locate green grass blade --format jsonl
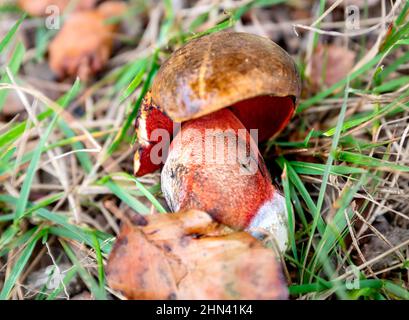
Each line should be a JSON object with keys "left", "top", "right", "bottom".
{"left": 112, "top": 173, "right": 166, "bottom": 213}
{"left": 0, "top": 194, "right": 113, "bottom": 254}
{"left": 60, "top": 240, "right": 107, "bottom": 300}
{"left": 0, "top": 78, "right": 81, "bottom": 148}
{"left": 336, "top": 150, "right": 409, "bottom": 172}
{"left": 282, "top": 164, "right": 298, "bottom": 262}
{"left": 104, "top": 179, "right": 150, "bottom": 214}
{"left": 289, "top": 161, "right": 367, "bottom": 176}
{"left": 13, "top": 114, "right": 59, "bottom": 221}
{"left": 302, "top": 80, "right": 350, "bottom": 285}
{"left": 0, "top": 228, "right": 43, "bottom": 300}
{"left": 0, "top": 42, "right": 25, "bottom": 112}
{"left": 0, "top": 14, "right": 26, "bottom": 53}
{"left": 92, "top": 232, "right": 105, "bottom": 290}
{"left": 0, "top": 228, "right": 37, "bottom": 258}
{"left": 120, "top": 60, "right": 147, "bottom": 102}
{"left": 108, "top": 51, "right": 158, "bottom": 154}
{"left": 277, "top": 156, "right": 326, "bottom": 234}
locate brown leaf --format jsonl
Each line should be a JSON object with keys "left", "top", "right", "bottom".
{"left": 18, "top": 0, "right": 97, "bottom": 17}
{"left": 48, "top": 1, "right": 126, "bottom": 80}
{"left": 309, "top": 44, "right": 356, "bottom": 92}
{"left": 106, "top": 209, "right": 288, "bottom": 300}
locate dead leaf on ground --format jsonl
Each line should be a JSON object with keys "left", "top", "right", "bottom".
{"left": 48, "top": 1, "right": 127, "bottom": 80}
{"left": 309, "top": 44, "right": 356, "bottom": 92}
{"left": 18, "top": 0, "right": 97, "bottom": 17}
{"left": 106, "top": 209, "right": 288, "bottom": 300}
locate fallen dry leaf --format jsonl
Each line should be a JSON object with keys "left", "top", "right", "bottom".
{"left": 106, "top": 209, "right": 288, "bottom": 300}
{"left": 48, "top": 1, "right": 126, "bottom": 80}
{"left": 309, "top": 44, "right": 356, "bottom": 92}
{"left": 18, "top": 0, "right": 97, "bottom": 17}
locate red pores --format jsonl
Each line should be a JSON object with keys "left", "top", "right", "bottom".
{"left": 134, "top": 93, "right": 173, "bottom": 176}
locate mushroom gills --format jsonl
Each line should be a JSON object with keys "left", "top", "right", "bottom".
{"left": 230, "top": 95, "right": 295, "bottom": 142}
{"left": 161, "top": 108, "right": 288, "bottom": 253}
{"left": 134, "top": 92, "right": 174, "bottom": 176}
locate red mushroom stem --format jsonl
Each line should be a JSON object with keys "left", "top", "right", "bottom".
{"left": 161, "top": 108, "right": 288, "bottom": 251}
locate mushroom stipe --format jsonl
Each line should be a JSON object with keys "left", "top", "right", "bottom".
{"left": 161, "top": 108, "right": 289, "bottom": 253}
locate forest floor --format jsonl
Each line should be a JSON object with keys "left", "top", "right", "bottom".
{"left": 0, "top": 0, "right": 409, "bottom": 300}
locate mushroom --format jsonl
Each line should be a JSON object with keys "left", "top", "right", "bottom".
{"left": 134, "top": 31, "right": 301, "bottom": 252}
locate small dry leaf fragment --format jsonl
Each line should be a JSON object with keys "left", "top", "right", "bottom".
{"left": 48, "top": 1, "right": 126, "bottom": 80}
{"left": 309, "top": 44, "right": 356, "bottom": 91}
{"left": 106, "top": 210, "right": 288, "bottom": 300}
{"left": 18, "top": 0, "right": 97, "bottom": 17}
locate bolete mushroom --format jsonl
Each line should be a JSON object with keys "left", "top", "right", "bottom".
{"left": 134, "top": 31, "right": 301, "bottom": 252}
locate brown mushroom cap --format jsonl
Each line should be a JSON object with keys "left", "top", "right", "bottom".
{"left": 151, "top": 30, "right": 301, "bottom": 140}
